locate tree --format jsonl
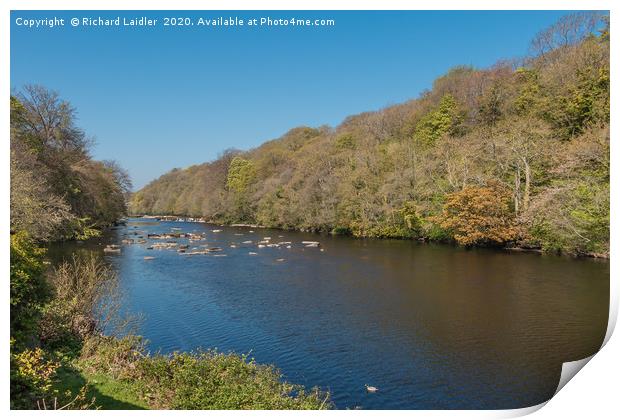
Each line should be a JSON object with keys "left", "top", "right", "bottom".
{"left": 14, "top": 85, "right": 89, "bottom": 162}
{"left": 498, "top": 117, "right": 552, "bottom": 214}
{"left": 530, "top": 12, "right": 605, "bottom": 58}
{"left": 226, "top": 157, "right": 255, "bottom": 193}
{"left": 11, "top": 87, "right": 131, "bottom": 239}
{"left": 10, "top": 148, "right": 72, "bottom": 240}
{"left": 548, "top": 65, "right": 610, "bottom": 139}
{"left": 414, "top": 94, "right": 463, "bottom": 146}
{"left": 435, "top": 183, "right": 519, "bottom": 246}
{"left": 225, "top": 157, "right": 256, "bottom": 221}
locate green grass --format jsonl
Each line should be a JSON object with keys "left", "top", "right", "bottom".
{"left": 54, "top": 365, "right": 148, "bottom": 409}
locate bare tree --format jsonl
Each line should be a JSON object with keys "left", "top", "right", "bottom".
{"left": 530, "top": 12, "right": 605, "bottom": 58}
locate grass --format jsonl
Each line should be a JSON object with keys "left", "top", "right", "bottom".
{"left": 53, "top": 365, "right": 148, "bottom": 409}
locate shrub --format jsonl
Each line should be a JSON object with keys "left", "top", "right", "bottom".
{"left": 526, "top": 181, "right": 609, "bottom": 255}
{"left": 10, "top": 346, "right": 59, "bottom": 409}
{"left": 334, "top": 134, "right": 356, "bottom": 150}
{"left": 79, "top": 335, "right": 146, "bottom": 380}
{"left": 435, "top": 183, "right": 520, "bottom": 246}
{"left": 331, "top": 226, "right": 352, "bottom": 235}
{"left": 10, "top": 232, "right": 50, "bottom": 346}
{"left": 138, "top": 350, "right": 331, "bottom": 410}
{"left": 40, "top": 255, "right": 131, "bottom": 350}
{"left": 77, "top": 336, "right": 331, "bottom": 410}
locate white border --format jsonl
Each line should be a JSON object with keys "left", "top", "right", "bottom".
{"left": 2, "top": 1, "right": 617, "bottom": 419}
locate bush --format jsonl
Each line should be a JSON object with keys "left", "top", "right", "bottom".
{"left": 527, "top": 181, "right": 609, "bottom": 256}
{"left": 10, "top": 338, "right": 95, "bottom": 410}
{"left": 10, "top": 345, "right": 59, "bottom": 409}
{"left": 138, "top": 351, "right": 331, "bottom": 410}
{"left": 78, "top": 336, "right": 331, "bottom": 410}
{"left": 330, "top": 226, "right": 352, "bottom": 235}
{"left": 80, "top": 335, "right": 146, "bottom": 380}
{"left": 435, "top": 183, "right": 520, "bottom": 246}
{"left": 10, "top": 232, "right": 50, "bottom": 346}
{"left": 40, "top": 255, "right": 130, "bottom": 350}
{"left": 423, "top": 222, "right": 452, "bottom": 242}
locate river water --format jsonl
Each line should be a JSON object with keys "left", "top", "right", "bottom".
{"left": 48, "top": 218, "right": 609, "bottom": 409}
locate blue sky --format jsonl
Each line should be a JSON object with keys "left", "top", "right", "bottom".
{"left": 11, "top": 10, "right": 574, "bottom": 189}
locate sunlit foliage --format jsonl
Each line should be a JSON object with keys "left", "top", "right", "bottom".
{"left": 131, "top": 12, "right": 609, "bottom": 257}
{"left": 435, "top": 183, "right": 520, "bottom": 246}
{"left": 10, "top": 86, "right": 131, "bottom": 240}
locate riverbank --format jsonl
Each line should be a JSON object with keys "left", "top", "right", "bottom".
{"left": 130, "top": 214, "right": 609, "bottom": 260}
{"left": 50, "top": 335, "right": 331, "bottom": 410}
{"left": 47, "top": 216, "right": 609, "bottom": 409}
{"left": 10, "top": 232, "right": 332, "bottom": 410}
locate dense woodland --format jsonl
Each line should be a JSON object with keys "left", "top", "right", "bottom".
{"left": 131, "top": 13, "right": 610, "bottom": 257}
{"left": 10, "top": 85, "right": 132, "bottom": 242}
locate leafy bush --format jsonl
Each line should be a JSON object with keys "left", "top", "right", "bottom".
{"left": 10, "top": 345, "right": 59, "bottom": 409}
{"left": 10, "top": 232, "right": 50, "bottom": 346}
{"left": 334, "top": 133, "right": 356, "bottom": 150}
{"left": 138, "top": 351, "right": 331, "bottom": 410}
{"left": 435, "top": 183, "right": 520, "bottom": 247}
{"left": 331, "top": 226, "right": 352, "bottom": 235}
{"left": 79, "top": 335, "right": 331, "bottom": 410}
{"left": 527, "top": 181, "right": 609, "bottom": 255}
{"left": 423, "top": 222, "right": 452, "bottom": 242}
{"left": 79, "top": 335, "right": 146, "bottom": 380}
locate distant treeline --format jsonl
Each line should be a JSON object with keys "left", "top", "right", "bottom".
{"left": 130, "top": 13, "right": 609, "bottom": 257}
{"left": 10, "top": 86, "right": 131, "bottom": 241}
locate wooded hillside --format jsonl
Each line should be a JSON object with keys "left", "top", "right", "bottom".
{"left": 10, "top": 86, "right": 131, "bottom": 241}
{"left": 130, "top": 13, "right": 610, "bottom": 256}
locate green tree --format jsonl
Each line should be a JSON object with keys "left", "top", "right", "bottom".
{"left": 226, "top": 157, "right": 255, "bottom": 193}
{"left": 414, "top": 94, "right": 463, "bottom": 146}
{"left": 549, "top": 66, "right": 610, "bottom": 139}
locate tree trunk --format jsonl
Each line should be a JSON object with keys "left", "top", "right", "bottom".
{"left": 514, "top": 165, "right": 521, "bottom": 214}
{"left": 523, "top": 158, "right": 531, "bottom": 211}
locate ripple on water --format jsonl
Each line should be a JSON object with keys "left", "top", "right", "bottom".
{"left": 48, "top": 219, "right": 609, "bottom": 409}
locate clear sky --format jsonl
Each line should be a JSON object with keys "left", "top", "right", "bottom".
{"left": 11, "top": 10, "right": 574, "bottom": 189}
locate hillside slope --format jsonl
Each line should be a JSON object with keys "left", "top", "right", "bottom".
{"left": 131, "top": 14, "right": 609, "bottom": 256}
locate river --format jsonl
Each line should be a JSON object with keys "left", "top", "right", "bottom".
{"left": 48, "top": 218, "right": 609, "bottom": 409}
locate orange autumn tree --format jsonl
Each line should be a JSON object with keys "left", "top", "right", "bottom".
{"left": 437, "top": 183, "right": 520, "bottom": 246}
